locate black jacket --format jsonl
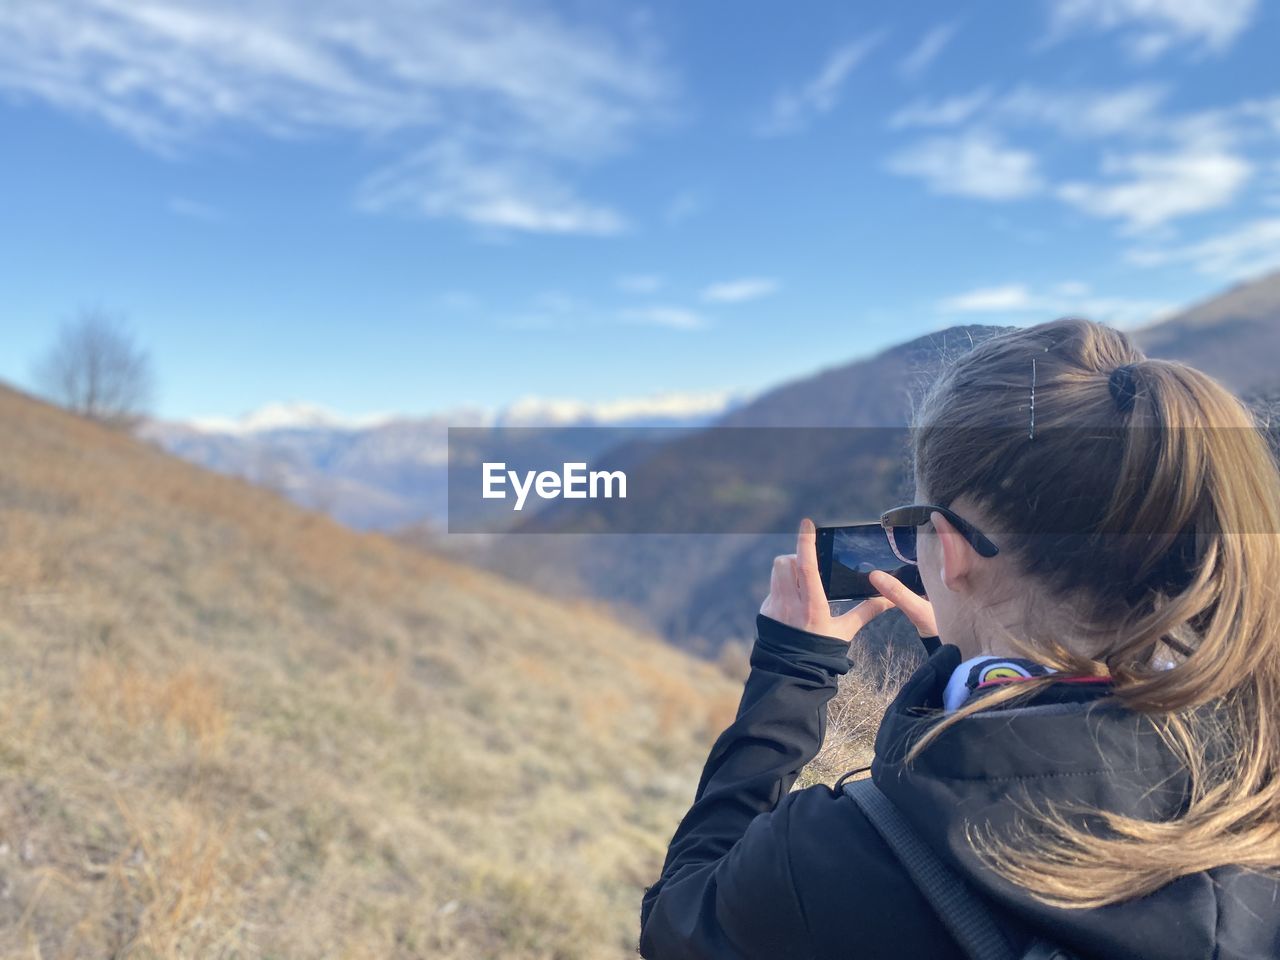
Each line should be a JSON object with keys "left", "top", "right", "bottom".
{"left": 638, "top": 614, "right": 1280, "bottom": 959}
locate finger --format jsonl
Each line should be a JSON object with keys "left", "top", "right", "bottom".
{"left": 867, "top": 570, "right": 938, "bottom": 637}
{"left": 771, "top": 554, "right": 798, "bottom": 603}
{"left": 835, "top": 596, "right": 895, "bottom": 635}
{"left": 795, "top": 518, "right": 825, "bottom": 608}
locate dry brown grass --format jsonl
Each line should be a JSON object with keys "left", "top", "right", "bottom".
{"left": 80, "top": 660, "right": 230, "bottom": 755}
{"left": 0, "top": 385, "right": 745, "bottom": 959}
{"left": 793, "top": 640, "right": 924, "bottom": 791}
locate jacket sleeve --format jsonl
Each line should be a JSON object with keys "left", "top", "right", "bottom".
{"left": 638, "top": 614, "right": 853, "bottom": 959}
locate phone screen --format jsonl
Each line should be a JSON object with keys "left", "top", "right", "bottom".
{"left": 816, "top": 523, "right": 926, "bottom": 601}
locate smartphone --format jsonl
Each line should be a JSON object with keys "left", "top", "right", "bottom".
{"left": 815, "top": 523, "right": 926, "bottom": 602}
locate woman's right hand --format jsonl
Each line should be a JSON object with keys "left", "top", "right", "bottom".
{"left": 866, "top": 569, "right": 938, "bottom": 639}
{"left": 760, "top": 518, "right": 939, "bottom": 643}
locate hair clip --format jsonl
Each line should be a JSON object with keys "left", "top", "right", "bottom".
{"left": 1109, "top": 364, "right": 1139, "bottom": 413}
{"left": 1029, "top": 357, "right": 1037, "bottom": 439}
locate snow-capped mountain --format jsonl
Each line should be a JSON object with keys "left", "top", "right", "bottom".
{"left": 184, "top": 402, "right": 404, "bottom": 436}
{"left": 141, "top": 390, "right": 741, "bottom": 531}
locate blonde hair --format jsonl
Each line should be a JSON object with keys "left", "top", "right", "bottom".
{"left": 907, "top": 317, "right": 1280, "bottom": 907}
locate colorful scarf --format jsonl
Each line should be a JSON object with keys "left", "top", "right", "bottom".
{"left": 942, "top": 655, "right": 1056, "bottom": 713}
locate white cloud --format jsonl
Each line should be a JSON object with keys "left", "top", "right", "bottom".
{"left": 886, "top": 132, "right": 1043, "bottom": 200}
{"left": 939, "top": 281, "right": 1175, "bottom": 327}
{"left": 890, "top": 90, "right": 992, "bottom": 129}
{"left": 619, "top": 306, "right": 707, "bottom": 330}
{"left": 887, "top": 82, "right": 1279, "bottom": 235}
{"left": 891, "top": 85, "right": 1165, "bottom": 138}
{"left": 899, "top": 23, "right": 958, "bottom": 78}
{"left": 1058, "top": 147, "right": 1252, "bottom": 231}
{"left": 1048, "top": 0, "right": 1258, "bottom": 58}
{"left": 502, "top": 291, "right": 708, "bottom": 331}
{"left": 1241, "top": 98, "right": 1280, "bottom": 138}
{"left": 888, "top": 84, "right": 1277, "bottom": 233}
{"left": 356, "top": 140, "right": 627, "bottom": 235}
{"left": 757, "top": 34, "right": 884, "bottom": 136}
{"left": 940, "top": 285, "right": 1036, "bottom": 311}
{"left": 0, "top": 0, "right": 668, "bottom": 154}
{"left": 1053, "top": 280, "right": 1092, "bottom": 297}
{"left": 617, "top": 274, "right": 665, "bottom": 294}
{"left": 996, "top": 85, "right": 1166, "bottom": 139}
{"left": 1127, "top": 218, "right": 1280, "bottom": 279}
{"left": 700, "top": 277, "right": 780, "bottom": 304}
{"left": 891, "top": 86, "right": 1280, "bottom": 160}
{"left": 0, "top": 0, "right": 671, "bottom": 234}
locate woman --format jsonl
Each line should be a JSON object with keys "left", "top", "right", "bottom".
{"left": 638, "top": 318, "right": 1280, "bottom": 959}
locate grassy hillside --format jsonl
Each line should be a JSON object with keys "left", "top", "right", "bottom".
{"left": 0, "top": 385, "right": 744, "bottom": 959}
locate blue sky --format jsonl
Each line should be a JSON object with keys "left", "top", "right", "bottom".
{"left": 2, "top": 0, "right": 1279, "bottom": 422}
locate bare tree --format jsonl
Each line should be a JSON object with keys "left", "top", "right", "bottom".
{"left": 34, "top": 309, "right": 154, "bottom": 429}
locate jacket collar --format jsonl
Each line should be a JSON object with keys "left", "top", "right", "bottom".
{"left": 871, "top": 643, "right": 1187, "bottom": 820}
{"left": 862, "top": 644, "right": 1277, "bottom": 960}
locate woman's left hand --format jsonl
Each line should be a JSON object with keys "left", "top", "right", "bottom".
{"left": 759, "top": 517, "right": 896, "bottom": 644}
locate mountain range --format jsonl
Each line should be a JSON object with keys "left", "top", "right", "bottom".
{"left": 149, "top": 269, "right": 1280, "bottom": 653}
{"left": 143, "top": 392, "right": 738, "bottom": 531}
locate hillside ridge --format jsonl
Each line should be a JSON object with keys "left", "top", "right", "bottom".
{"left": 0, "top": 382, "right": 739, "bottom": 958}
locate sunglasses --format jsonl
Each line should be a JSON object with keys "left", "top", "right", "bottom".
{"left": 879, "top": 504, "right": 1000, "bottom": 565}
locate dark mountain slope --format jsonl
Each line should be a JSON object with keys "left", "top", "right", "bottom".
{"left": 1135, "top": 268, "right": 1280, "bottom": 394}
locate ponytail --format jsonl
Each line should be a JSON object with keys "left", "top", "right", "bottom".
{"left": 908, "top": 317, "right": 1280, "bottom": 906}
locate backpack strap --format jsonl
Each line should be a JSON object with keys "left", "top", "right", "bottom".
{"left": 1020, "top": 943, "right": 1078, "bottom": 960}
{"left": 843, "top": 777, "right": 1019, "bottom": 960}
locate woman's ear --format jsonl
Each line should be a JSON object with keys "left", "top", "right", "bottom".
{"left": 932, "top": 510, "right": 975, "bottom": 593}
